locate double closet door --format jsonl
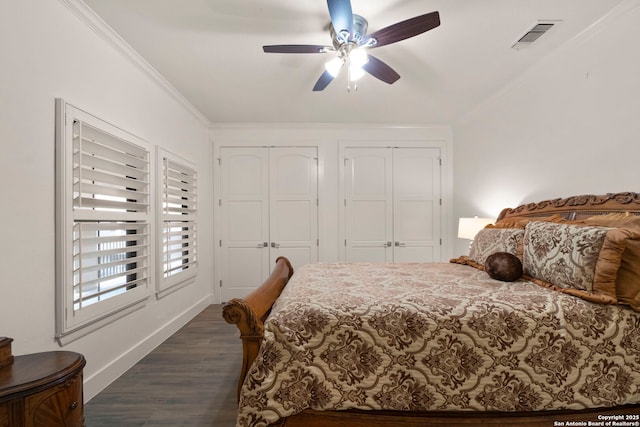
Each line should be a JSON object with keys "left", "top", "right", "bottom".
{"left": 219, "top": 147, "right": 318, "bottom": 301}
{"left": 344, "top": 147, "right": 441, "bottom": 263}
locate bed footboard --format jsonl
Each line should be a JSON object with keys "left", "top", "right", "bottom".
{"left": 222, "top": 256, "right": 294, "bottom": 401}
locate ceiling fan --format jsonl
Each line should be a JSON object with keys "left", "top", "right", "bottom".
{"left": 263, "top": 0, "right": 440, "bottom": 91}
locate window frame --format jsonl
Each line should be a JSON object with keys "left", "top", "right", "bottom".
{"left": 55, "top": 99, "right": 153, "bottom": 345}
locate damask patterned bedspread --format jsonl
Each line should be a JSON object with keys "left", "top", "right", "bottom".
{"left": 237, "top": 262, "right": 640, "bottom": 427}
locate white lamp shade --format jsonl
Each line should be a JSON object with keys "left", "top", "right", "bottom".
{"left": 457, "top": 217, "right": 494, "bottom": 240}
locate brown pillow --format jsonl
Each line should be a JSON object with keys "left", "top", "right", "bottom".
{"left": 485, "top": 252, "right": 523, "bottom": 282}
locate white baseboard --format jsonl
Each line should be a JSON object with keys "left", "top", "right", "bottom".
{"left": 83, "top": 294, "right": 215, "bottom": 401}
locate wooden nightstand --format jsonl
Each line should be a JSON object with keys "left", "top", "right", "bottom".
{"left": 0, "top": 337, "right": 86, "bottom": 427}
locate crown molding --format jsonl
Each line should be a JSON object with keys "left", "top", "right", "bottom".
{"left": 57, "top": 0, "right": 211, "bottom": 127}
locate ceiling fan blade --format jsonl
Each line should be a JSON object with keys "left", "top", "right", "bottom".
{"left": 362, "top": 55, "right": 400, "bottom": 84}
{"left": 327, "top": 0, "right": 353, "bottom": 41}
{"left": 365, "top": 11, "right": 440, "bottom": 49}
{"left": 312, "top": 70, "right": 336, "bottom": 91}
{"left": 263, "top": 45, "right": 328, "bottom": 54}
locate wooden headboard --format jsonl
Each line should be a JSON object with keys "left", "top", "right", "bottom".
{"left": 497, "top": 192, "right": 640, "bottom": 222}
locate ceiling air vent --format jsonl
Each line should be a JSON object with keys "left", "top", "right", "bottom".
{"left": 512, "top": 22, "right": 558, "bottom": 49}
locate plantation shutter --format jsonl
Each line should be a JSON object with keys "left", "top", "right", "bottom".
{"left": 56, "top": 100, "right": 152, "bottom": 342}
{"left": 158, "top": 149, "right": 197, "bottom": 292}
{"left": 73, "top": 122, "right": 149, "bottom": 213}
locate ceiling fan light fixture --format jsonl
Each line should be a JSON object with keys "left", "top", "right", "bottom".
{"left": 262, "top": 0, "right": 441, "bottom": 92}
{"left": 348, "top": 63, "right": 366, "bottom": 81}
{"left": 349, "top": 48, "right": 369, "bottom": 68}
{"left": 325, "top": 57, "right": 344, "bottom": 77}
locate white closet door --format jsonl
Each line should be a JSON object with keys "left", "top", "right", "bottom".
{"left": 219, "top": 147, "right": 269, "bottom": 301}
{"left": 269, "top": 147, "right": 318, "bottom": 270}
{"left": 344, "top": 148, "right": 393, "bottom": 262}
{"left": 393, "top": 148, "right": 441, "bottom": 262}
{"left": 219, "top": 146, "right": 319, "bottom": 301}
{"left": 344, "top": 146, "right": 441, "bottom": 263}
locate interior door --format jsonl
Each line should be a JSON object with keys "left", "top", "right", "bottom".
{"left": 344, "top": 148, "right": 393, "bottom": 262}
{"left": 392, "top": 148, "right": 441, "bottom": 262}
{"left": 269, "top": 147, "right": 318, "bottom": 270}
{"left": 344, "top": 146, "right": 441, "bottom": 263}
{"left": 219, "top": 147, "right": 269, "bottom": 301}
{"left": 219, "top": 146, "right": 318, "bottom": 301}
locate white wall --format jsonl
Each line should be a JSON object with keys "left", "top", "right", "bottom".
{"left": 0, "top": 0, "right": 214, "bottom": 400}
{"left": 452, "top": 1, "right": 640, "bottom": 256}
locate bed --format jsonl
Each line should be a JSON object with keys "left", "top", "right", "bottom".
{"left": 223, "top": 192, "right": 640, "bottom": 427}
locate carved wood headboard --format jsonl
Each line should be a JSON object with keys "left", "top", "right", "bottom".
{"left": 497, "top": 192, "right": 640, "bottom": 222}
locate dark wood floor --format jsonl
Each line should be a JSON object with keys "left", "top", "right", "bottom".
{"left": 84, "top": 304, "right": 241, "bottom": 426}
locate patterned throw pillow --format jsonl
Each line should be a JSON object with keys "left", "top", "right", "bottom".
{"left": 523, "top": 221, "right": 634, "bottom": 304}
{"left": 468, "top": 228, "right": 524, "bottom": 265}
{"left": 580, "top": 214, "right": 640, "bottom": 311}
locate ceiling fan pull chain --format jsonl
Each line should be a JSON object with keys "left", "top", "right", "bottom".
{"left": 346, "top": 65, "right": 358, "bottom": 93}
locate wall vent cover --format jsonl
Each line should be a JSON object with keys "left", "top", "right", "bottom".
{"left": 512, "top": 22, "right": 558, "bottom": 49}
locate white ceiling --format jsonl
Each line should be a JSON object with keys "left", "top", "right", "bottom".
{"left": 82, "top": 0, "right": 623, "bottom": 125}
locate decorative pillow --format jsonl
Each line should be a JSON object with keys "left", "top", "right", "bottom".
{"left": 522, "top": 221, "right": 637, "bottom": 304}
{"left": 451, "top": 228, "right": 524, "bottom": 270}
{"left": 578, "top": 214, "right": 640, "bottom": 311}
{"left": 468, "top": 228, "right": 524, "bottom": 265}
{"left": 485, "top": 252, "right": 523, "bottom": 282}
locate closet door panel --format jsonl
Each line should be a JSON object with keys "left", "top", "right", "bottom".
{"left": 344, "top": 148, "right": 393, "bottom": 262}
{"left": 219, "top": 147, "right": 270, "bottom": 301}
{"left": 393, "top": 148, "right": 441, "bottom": 262}
{"left": 269, "top": 147, "right": 318, "bottom": 269}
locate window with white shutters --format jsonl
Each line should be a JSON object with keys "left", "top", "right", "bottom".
{"left": 55, "top": 99, "right": 151, "bottom": 343}
{"left": 157, "top": 149, "right": 197, "bottom": 295}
